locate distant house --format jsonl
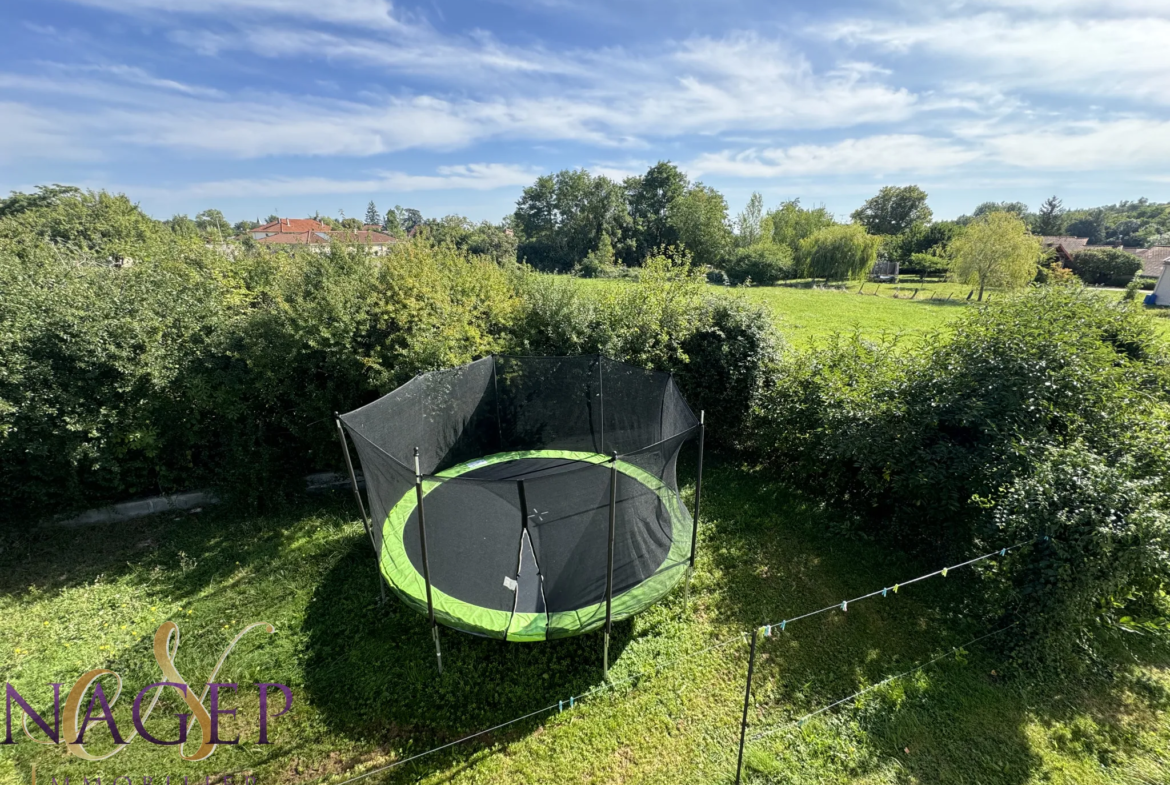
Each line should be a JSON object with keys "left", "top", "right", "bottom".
{"left": 250, "top": 217, "right": 398, "bottom": 255}
{"left": 1039, "top": 236, "right": 1089, "bottom": 265}
{"left": 1039, "top": 236, "right": 1170, "bottom": 279}
{"left": 1132, "top": 247, "right": 1170, "bottom": 278}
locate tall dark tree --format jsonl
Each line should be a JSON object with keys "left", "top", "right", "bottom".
{"left": 383, "top": 209, "right": 403, "bottom": 236}
{"left": 365, "top": 200, "right": 380, "bottom": 226}
{"left": 624, "top": 161, "right": 688, "bottom": 263}
{"left": 513, "top": 169, "right": 630, "bottom": 272}
{"left": 395, "top": 206, "right": 423, "bottom": 233}
{"left": 1066, "top": 210, "right": 1107, "bottom": 244}
{"left": 851, "top": 185, "right": 932, "bottom": 236}
{"left": 1033, "top": 196, "right": 1065, "bottom": 236}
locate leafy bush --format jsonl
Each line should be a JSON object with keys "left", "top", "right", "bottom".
{"left": 1068, "top": 248, "right": 1142, "bottom": 286}
{"left": 0, "top": 190, "right": 523, "bottom": 518}
{"left": 510, "top": 255, "right": 780, "bottom": 443}
{"left": 749, "top": 287, "right": 1170, "bottom": 657}
{"left": 907, "top": 252, "right": 949, "bottom": 279}
{"left": 723, "top": 243, "right": 794, "bottom": 285}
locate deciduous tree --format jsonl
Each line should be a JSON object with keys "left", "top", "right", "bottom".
{"left": 797, "top": 224, "right": 880, "bottom": 282}
{"left": 851, "top": 185, "right": 932, "bottom": 236}
{"left": 949, "top": 211, "right": 1043, "bottom": 300}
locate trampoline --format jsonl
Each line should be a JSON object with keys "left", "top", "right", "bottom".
{"left": 335, "top": 355, "right": 704, "bottom": 648}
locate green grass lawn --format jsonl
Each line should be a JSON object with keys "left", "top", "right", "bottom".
{"left": 3, "top": 454, "right": 1168, "bottom": 785}
{"left": 579, "top": 276, "right": 1170, "bottom": 348}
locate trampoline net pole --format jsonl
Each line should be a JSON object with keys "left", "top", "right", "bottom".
{"left": 335, "top": 413, "right": 384, "bottom": 605}
{"left": 690, "top": 410, "right": 705, "bottom": 567}
{"left": 604, "top": 450, "right": 618, "bottom": 680}
{"left": 415, "top": 446, "right": 442, "bottom": 674}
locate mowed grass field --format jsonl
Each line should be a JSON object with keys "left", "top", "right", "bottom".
{"left": 3, "top": 454, "right": 1169, "bottom": 785}
{"left": 579, "top": 276, "right": 1170, "bottom": 348}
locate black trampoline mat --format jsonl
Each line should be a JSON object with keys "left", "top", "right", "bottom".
{"left": 401, "top": 455, "right": 676, "bottom": 615}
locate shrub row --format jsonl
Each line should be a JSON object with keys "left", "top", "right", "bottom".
{"left": 1, "top": 197, "right": 778, "bottom": 520}
{"left": 746, "top": 287, "right": 1170, "bottom": 660}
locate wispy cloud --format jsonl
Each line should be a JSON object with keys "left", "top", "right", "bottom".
{"left": 68, "top": 0, "right": 406, "bottom": 28}
{"left": 155, "top": 163, "right": 541, "bottom": 197}
{"left": 690, "top": 135, "right": 980, "bottom": 178}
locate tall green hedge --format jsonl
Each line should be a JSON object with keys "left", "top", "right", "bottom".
{"left": 748, "top": 287, "right": 1170, "bottom": 659}
{"left": 1, "top": 194, "right": 779, "bottom": 520}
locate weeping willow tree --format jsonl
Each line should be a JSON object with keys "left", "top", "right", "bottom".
{"left": 950, "top": 211, "right": 1043, "bottom": 301}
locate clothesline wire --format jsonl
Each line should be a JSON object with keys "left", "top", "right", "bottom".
{"left": 759, "top": 538, "right": 1036, "bottom": 633}
{"left": 328, "top": 632, "right": 749, "bottom": 785}
{"left": 328, "top": 539, "right": 1036, "bottom": 784}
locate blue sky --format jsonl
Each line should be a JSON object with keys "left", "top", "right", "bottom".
{"left": 2, "top": 0, "right": 1168, "bottom": 223}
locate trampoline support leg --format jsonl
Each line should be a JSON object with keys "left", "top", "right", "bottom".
{"left": 432, "top": 626, "right": 443, "bottom": 675}
{"left": 335, "top": 413, "right": 385, "bottom": 606}
{"left": 603, "top": 450, "right": 618, "bottom": 681}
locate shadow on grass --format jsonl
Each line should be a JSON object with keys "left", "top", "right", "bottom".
{"left": 299, "top": 533, "right": 634, "bottom": 736}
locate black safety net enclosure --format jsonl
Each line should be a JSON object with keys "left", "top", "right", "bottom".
{"left": 338, "top": 355, "right": 701, "bottom": 641}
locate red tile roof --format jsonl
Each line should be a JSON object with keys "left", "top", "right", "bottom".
{"left": 255, "top": 231, "right": 330, "bottom": 245}
{"left": 254, "top": 218, "right": 332, "bottom": 233}
{"left": 254, "top": 229, "right": 398, "bottom": 246}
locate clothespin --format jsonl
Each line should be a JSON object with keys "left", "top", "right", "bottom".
{"left": 570, "top": 696, "right": 575, "bottom": 708}
{"left": 941, "top": 567, "right": 949, "bottom": 578}
{"left": 1000, "top": 548, "right": 1006, "bottom": 557}
{"left": 841, "top": 600, "right": 848, "bottom": 612}
{"left": 764, "top": 625, "right": 771, "bottom": 637}
{"left": 780, "top": 620, "right": 787, "bottom": 632}
{"left": 882, "top": 587, "right": 888, "bottom": 597}
{"left": 559, "top": 700, "right": 564, "bottom": 713}
{"left": 893, "top": 584, "right": 899, "bottom": 594}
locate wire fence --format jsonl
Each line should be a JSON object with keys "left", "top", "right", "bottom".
{"left": 326, "top": 539, "right": 1040, "bottom": 784}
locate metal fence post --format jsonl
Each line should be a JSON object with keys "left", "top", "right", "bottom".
{"left": 735, "top": 627, "right": 760, "bottom": 785}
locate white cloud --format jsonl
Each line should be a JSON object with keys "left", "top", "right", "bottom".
{"left": 984, "top": 119, "right": 1170, "bottom": 170}
{"left": 690, "top": 135, "right": 980, "bottom": 178}
{"left": 68, "top": 0, "right": 404, "bottom": 28}
{"left": 164, "top": 163, "right": 541, "bottom": 198}
{"left": 821, "top": 14, "right": 1170, "bottom": 104}
{"left": 0, "top": 103, "right": 100, "bottom": 162}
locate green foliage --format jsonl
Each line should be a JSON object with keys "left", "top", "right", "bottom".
{"left": 511, "top": 255, "right": 780, "bottom": 443}
{"left": 950, "top": 211, "right": 1043, "bottom": 300}
{"left": 365, "top": 200, "right": 380, "bottom": 226}
{"left": 723, "top": 242, "right": 794, "bottom": 285}
{"left": 909, "top": 252, "right": 950, "bottom": 278}
{"left": 851, "top": 185, "right": 933, "bottom": 236}
{"left": 668, "top": 183, "right": 732, "bottom": 269}
{"left": 973, "top": 200, "right": 1029, "bottom": 220}
{"left": 749, "top": 287, "right": 1170, "bottom": 657}
{"left": 734, "top": 192, "right": 764, "bottom": 247}
{"left": 1069, "top": 247, "right": 1143, "bottom": 286}
{"left": 1033, "top": 195, "right": 1066, "bottom": 236}
{"left": 797, "top": 223, "right": 880, "bottom": 281}
{"left": 1062, "top": 199, "right": 1170, "bottom": 247}
{"left": 764, "top": 198, "right": 836, "bottom": 254}
{"left": 0, "top": 190, "right": 523, "bottom": 517}
{"left": 624, "top": 161, "right": 688, "bottom": 262}
{"left": 987, "top": 446, "right": 1170, "bottom": 660}
{"left": 886, "top": 220, "right": 961, "bottom": 270}
{"left": 574, "top": 231, "right": 621, "bottom": 278}
{"left": 514, "top": 169, "right": 630, "bottom": 272}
